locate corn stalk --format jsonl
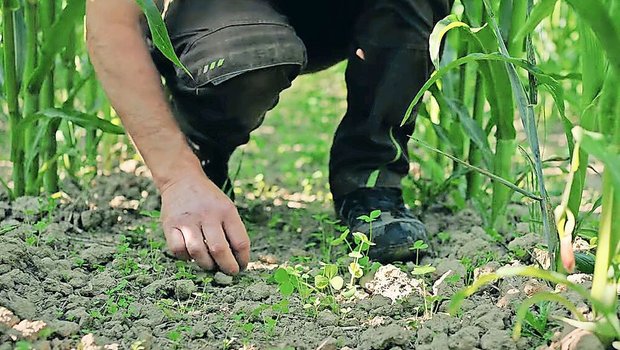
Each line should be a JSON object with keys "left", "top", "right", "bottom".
{"left": 2, "top": 0, "right": 24, "bottom": 197}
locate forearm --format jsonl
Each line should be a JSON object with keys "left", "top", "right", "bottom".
{"left": 86, "top": 0, "right": 202, "bottom": 190}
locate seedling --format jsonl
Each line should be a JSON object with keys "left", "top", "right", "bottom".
{"left": 410, "top": 240, "right": 429, "bottom": 265}
{"left": 411, "top": 264, "right": 437, "bottom": 318}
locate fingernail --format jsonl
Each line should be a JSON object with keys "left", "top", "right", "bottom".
{"left": 356, "top": 48, "right": 365, "bottom": 60}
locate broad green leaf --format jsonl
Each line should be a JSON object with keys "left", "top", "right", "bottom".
{"left": 329, "top": 276, "right": 344, "bottom": 291}
{"left": 411, "top": 240, "right": 429, "bottom": 250}
{"left": 134, "top": 0, "right": 192, "bottom": 77}
{"left": 273, "top": 268, "right": 290, "bottom": 284}
{"left": 348, "top": 262, "right": 363, "bottom": 279}
{"left": 348, "top": 251, "right": 363, "bottom": 259}
{"left": 369, "top": 210, "right": 381, "bottom": 220}
{"left": 314, "top": 275, "right": 329, "bottom": 290}
{"left": 27, "top": 0, "right": 85, "bottom": 93}
{"left": 342, "top": 287, "right": 356, "bottom": 298}
{"left": 278, "top": 281, "right": 294, "bottom": 297}
{"left": 352, "top": 231, "right": 370, "bottom": 243}
{"left": 323, "top": 264, "right": 338, "bottom": 279}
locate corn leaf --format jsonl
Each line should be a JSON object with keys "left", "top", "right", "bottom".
{"left": 19, "top": 108, "right": 125, "bottom": 135}
{"left": 513, "top": 0, "right": 557, "bottom": 45}
{"left": 482, "top": 0, "right": 557, "bottom": 268}
{"left": 444, "top": 97, "right": 494, "bottom": 168}
{"left": 513, "top": 291, "right": 586, "bottom": 340}
{"left": 564, "top": 0, "right": 620, "bottom": 73}
{"left": 410, "top": 138, "right": 542, "bottom": 201}
{"left": 574, "top": 128, "right": 620, "bottom": 193}
{"left": 449, "top": 266, "right": 599, "bottom": 316}
{"left": 402, "top": 52, "right": 563, "bottom": 126}
{"left": 134, "top": 0, "right": 192, "bottom": 78}
{"left": 27, "top": 0, "right": 85, "bottom": 94}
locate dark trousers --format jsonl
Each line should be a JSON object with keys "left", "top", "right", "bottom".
{"left": 152, "top": 0, "right": 453, "bottom": 200}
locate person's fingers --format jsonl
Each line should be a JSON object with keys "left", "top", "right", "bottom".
{"left": 223, "top": 214, "right": 250, "bottom": 271}
{"left": 201, "top": 223, "right": 240, "bottom": 275}
{"left": 181, "top": 223, "right": 216, "bottom": 270}
{"left": 164, "top": 227, "right": 190, "bottom": 260}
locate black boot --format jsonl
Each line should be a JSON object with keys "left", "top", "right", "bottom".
{"left": 335, "top": 187, "right": 428, "bottom": 263}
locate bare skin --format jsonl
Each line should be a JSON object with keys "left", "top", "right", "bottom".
{"left": 86, "top": 0, "right": 250, "bottom": 275}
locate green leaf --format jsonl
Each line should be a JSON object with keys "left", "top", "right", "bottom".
{"left": 27, "top": 0, "right": 85, "bottom": 94}
{"left": 342, "top": 287, "right": 356, "bottom": 299}
{"left": 329, "top": 276, "right": 344, "bottom": 291}
{"left": 574, "top": 128, "right": 620, "bottom": 191}
{"left": 366, "top": 169, "right": 380, "bottom": 188}
{"left": 273, "top": 268, "right": 290, "bottom": 284}
{"left": 330, "top": 237, "right": 345, "bottom": 246}
{"left": 352, "top": 231, "right": 370, "bottom": 243}
{"left": 412, "top": 265, "right": 436, "bottom": 276}
{"left": 19, "top": 108, "right": 125, "bottom": 135}
{"left": 5, "top": 0, "right": 19, "bottom": 11}
{"left": 512, "top": 0, "right": 557, "bottom": 45}
{"left": 411, "top": 240, "right": 429, "bottom": 250}
{"left": 443, "top": 98, "right": 493, "bottom": 167}
{"left": 564, "top": 0, "right": 620, "bottom": 73}
{"left": 134, "top": 0, "right": 193, "bottom": 78}
{"left": 348, "top": 251, "right": 363, "bottom": 259}
{"left": 357, "top": 215, "right": 371, "bottom": 223}
{"left": 402, "top": 52, "right": 564, "bottom": 126}
{"left": 513, "top": 292, "right": 585, "bottom": 340}
{"left": 278, "top": 281, "right": 294, "bottom": 297}
{"left": 429, "top": 15, "right": 476, "bottom": 69}
{"left": 448, "top": 266, "right": 601, "bottom": 317}
{"left": 369, "top": 210, "right": 381, "bottom": 220}
{"left": 323, "top": 264, "right": 338, "bottom": 279}
{"left": 314, "top": 275, "right": 329, "bottom": 290}
{"left": 348, "top": 262, "right": 363, "bottom": 279}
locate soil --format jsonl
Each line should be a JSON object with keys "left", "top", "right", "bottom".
{"left": 0, "top": 173, "right": 593, "bottom": 350}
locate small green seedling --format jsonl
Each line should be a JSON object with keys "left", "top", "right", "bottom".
{"left": 437, "top": 231, "right": 451, "bottom": 244}
{"left": 314, "top": 264, "right": 344, "bottom": 291}
{"left": 410, "top": 240, "right": 429, "bottom": 265}
{"left": 411, "top": 264, "right": 436, "bottom": 318}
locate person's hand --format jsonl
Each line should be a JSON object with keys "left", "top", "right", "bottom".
{"left": 159, "top": 172, "right": 250, "bottom": 275}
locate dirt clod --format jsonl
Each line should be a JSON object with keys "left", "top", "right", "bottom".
{"left": 213, "top": 271, "right": 234, "bottom": 286}
{"left": 480, "top": 329, "right": 517, "bottom": 350}
{"left": 174, "top": 279, "right": 197, "bottom": 300}
{"left": 358, "top": 324, "right": 412, "bottom": 350}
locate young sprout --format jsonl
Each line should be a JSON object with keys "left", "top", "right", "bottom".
{"left": 410, "top": 240, "right": 429, "bottom": 265}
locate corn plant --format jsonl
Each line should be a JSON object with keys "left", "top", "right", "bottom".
{"left": 437, "top": 0, "right": 620, "bottom": 346}
{"left": 0, "top": 0, "right": 183, "bottom": 198}
{"left": 1, "top": 0, "right": 126, "bottom": 198}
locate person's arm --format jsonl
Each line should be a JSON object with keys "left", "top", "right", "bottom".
{"left": 86, "top": 0, "right": 249, "bottom": 274}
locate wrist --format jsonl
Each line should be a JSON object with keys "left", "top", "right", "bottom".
{"left": 151, "top": 151, "right": 205, "bottom": 192}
